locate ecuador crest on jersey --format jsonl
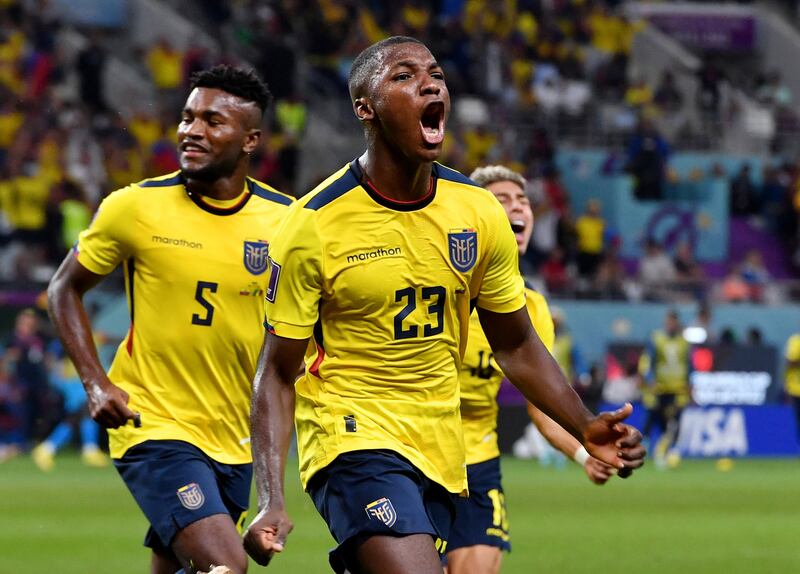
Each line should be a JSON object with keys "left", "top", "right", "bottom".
{"left": 244, "top": 239, "right": 270, "bottom": 275}
{"left": 448, "top": 229, "right": 477, "bottom": 272}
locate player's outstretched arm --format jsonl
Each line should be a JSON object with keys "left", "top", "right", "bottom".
{"left": 47, "top": 255, "right": 136, "bottom": 428}
{"left": 479, "top": 306, "right": 645, "bottom": 475}
{"left": 527, "top": 403, "right": 615, "bottom": 485}
{"left": 244, "top": 332, "right": 305, "bottom": 567}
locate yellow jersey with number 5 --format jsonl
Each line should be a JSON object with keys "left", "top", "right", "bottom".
{"left": 265, "top": 160, "right": 525, "bottom": 494}
{"left": 459, "top": 286, "right": 555, "bottom": 465}
{"left": 75, "top": 171, "right": 293, "bottom": 464}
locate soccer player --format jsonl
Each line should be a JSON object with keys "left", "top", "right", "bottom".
{"left": 47, "top": 66, "right": 293, "bottom": 574}
{"left": 446, "top": 165, "right": 615, "bottom": 574}
{"left": 244, "top": 37, "right": 644, "bottom": 574}
{"left": 640, "top": 309, "right": 691, "bottom": 469}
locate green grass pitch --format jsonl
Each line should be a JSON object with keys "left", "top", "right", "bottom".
{"left": 2, "top": 454, "right": 799, "bottom": 573}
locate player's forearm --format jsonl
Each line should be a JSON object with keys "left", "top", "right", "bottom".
{"left": 496, "top": 340, "right": 592, "bottom": 443}
{"left": 527, "top": 403, "right": 583, "bottom": 458}
{"left": 47, "top": 274, "right": 107, "bottom": 392}
{"left": 250, "top": 352, "right": 296, "bottom": 512}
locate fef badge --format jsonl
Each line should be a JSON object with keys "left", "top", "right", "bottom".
{"left": 365, "top": 497, "right": 397, "bottom": 527}
{"left": 448, "top": 229, "right": 477, "bottom": 272}
{"left": 177, "top": 483, "right": 205, "bottom": 510}
{"left": 244, "top": 239, "right": 270, "bottom": 275}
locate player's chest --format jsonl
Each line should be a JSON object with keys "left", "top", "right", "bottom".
{"left": 133, "top": 209, "right": 274, "bottom": 287}
{"left": 322, "top": 211, "right": 481, "bottom": 302}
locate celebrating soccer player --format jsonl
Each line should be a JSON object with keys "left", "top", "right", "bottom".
{"left": 47, "top": 66, "right": 293, "bottom": 574}
{"left": 446, "top": 165, "right": 616, "bottom": 574}
{"left": 245, "top": 37, "right": 644, "bottom": 574}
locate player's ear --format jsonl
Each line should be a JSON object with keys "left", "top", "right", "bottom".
{"left": 354, "top": 97, "right": 374, "bottom": 122}
{"left": 243, "top": 128, "right": 261, "bottom": 154}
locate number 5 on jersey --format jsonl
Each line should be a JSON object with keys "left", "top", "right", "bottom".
{"left": 192, "top": 281, "right": 218, "bottom": 326}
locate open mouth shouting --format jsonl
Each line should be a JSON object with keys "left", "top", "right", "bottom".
{"left": 420, "top": 101, "right": 445, "bottom": 147}
{"left": 510, "top": 218, "right": 529, "bottom": 245}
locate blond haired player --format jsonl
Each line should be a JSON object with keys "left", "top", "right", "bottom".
{"left": 446, "top": 165, "right": 615, "bottom": 574}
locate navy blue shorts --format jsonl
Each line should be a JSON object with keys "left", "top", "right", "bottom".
{"left": 113, "top": 440, "right": 252, "bottom": 550}
{"left": 448, "top": 457, "right": 510, "bottom": 553}
{"left": 307, "top": 449, "right": 457, "bottom": 573}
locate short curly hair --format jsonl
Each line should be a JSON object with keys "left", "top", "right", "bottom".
{"left": 469, "top": 165, "right": 526, "bottom": 190}
{"left": 190, "top": 65, "right": 273, "bottom": 115}
{"left": 348, "top": 36, "right": 425, "bottom": 101}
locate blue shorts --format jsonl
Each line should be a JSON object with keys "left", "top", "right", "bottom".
{"left": 113, "top": 440, "right": 252, "bottom": 550}
{"left": 307, "top": 449, "right": 457, "bottom": 573}
{"left": 448, "top": 457, "right": 510, "bottom": 553}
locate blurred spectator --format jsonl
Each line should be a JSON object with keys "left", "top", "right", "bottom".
{"left": 673, "top": 241, "right": 705, "bottom": 299}
{"left": 761, "top": 165, "right": 789, "bottom": 234}
{"left": 4, "top": 309, "right": 49, "bottom": 448}
{"left": 653, "top": 70, "right": 683, "bottom": 113}
{"left": 746, "top": 327, "right": 764, "bottom": 346}
{"left": 639, "top": 238, "right": 676, "bottom": 300}
{"left": 756, "top": 70, "right": 792, "bottom": 109}
{"left": 594, "top": 243, "right": 627, "bottom": 299}
{"left": 626, "top": 118, "right": 670, "bottom": 200}
{"left": 55, "top": 180, "right": 91, "bottom": 252}
{"left": 720, "top": 265, "right": 750, "bottom": 303}
{"left": 729, "top": 164, "right": 758, "bottom": 216}
{"left": 684, "top": 303, "right": 717, "bottom": 345}
{"left": 76, "top": 34, "right": 107, "bottom": 113}
{"left": 624, "top": 76, "right": 652, "bottom": 110}
{"left": 527, "top": 180, "right": 558, "bottom": 271}
{"left": 696, "top": 60, "right": 722, "bottom": 116}
{"left": 146, "top": 39, "right": 184, "bottom": 113}
{"left": 740, "top": 249, "right": 770, "bottom": 302}
{"left": 575, "top": 198, "right": 605, "bottom": 278}
{"left": 541, "top": 246, "right": 570, "bottom": 294}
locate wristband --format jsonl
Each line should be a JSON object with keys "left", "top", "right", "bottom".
{"left": 573, "top": 446, "right": 590, "bottom": 467}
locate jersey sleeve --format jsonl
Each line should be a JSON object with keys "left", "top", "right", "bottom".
{"left": 75, "top": 186, "right": 138, "bottom": 275}
{"left": 525, "top": 290, "right": 555, "bottom": 353}
{"left": 475, "top": 199, "right": 525, "bottom": 313}
{"left": 264, "top": 204, "right": 323, "bottom": 340}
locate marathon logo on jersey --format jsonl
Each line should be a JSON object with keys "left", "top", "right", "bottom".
{"left": 243, "top": 239, "right": 270, "bottom": 275}
{"left": 177, "top": 483, "right": 205, "bottom": 510}
{"left": 365, "top": 497, "right": 397, "bottom": 527}
{"left": 266, "top": 258, "right": 281, "bottom": 303}
{"left": 448, "top": 229, "right": 477, "bottom": 272}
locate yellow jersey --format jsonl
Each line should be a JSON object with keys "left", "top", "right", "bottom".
{"left": 459, "top": 286, "right": 554, "bottom": 465}
{"left": 75, "top": 171, "right": 293, "bottom": 464}
{"left": 785, "top": 334, "right": 800, "bottom": 397}
{"left": 265, "top": 160, "right": 525, "bottom": 493}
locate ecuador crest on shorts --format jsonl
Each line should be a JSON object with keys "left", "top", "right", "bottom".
{"left": 365, "top": 497, "right": 397, "bottom": 527}
{"left": 243, "top": 239, "right": 270, "bottom": 275}
{"left": 177, "top": 482, "right": 205, "bottom": 510}
{"left": 448, "top": 229, "right": 477, "bottom": 272}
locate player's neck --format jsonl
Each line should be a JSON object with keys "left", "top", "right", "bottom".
{"left": 183, "top": 169, "right": 248, "bottom": 201}
{"left": 358, "top": 150, "right": 433, "bottom": 202}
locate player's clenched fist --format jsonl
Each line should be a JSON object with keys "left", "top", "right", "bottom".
{"left": 244, "top": 508, "right": 294, "bottom": 566}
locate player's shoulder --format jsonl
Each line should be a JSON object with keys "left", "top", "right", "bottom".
{"left": 788, "top": 333, "right": 800, "bottom": 348}
{"left": 298, "top": 163, "right": 361, "bottom": 212}
{"left": 434, "top": 162, "right": 482, "bottom": 190}
{"left": 246, "top": 177, "right": 294, "bottom": 207}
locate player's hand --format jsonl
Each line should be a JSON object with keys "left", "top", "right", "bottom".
{"left": 244, "top": 507, "right": 293, "bottom": 566}
{"left": 582, "top": 403, "right": 646, "bottom": 477}
{"left": 85, "top": 378, "right": 137, "bottom": 429}
{"left": 583, "top": 456, "right": 616, "bottom": 485}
